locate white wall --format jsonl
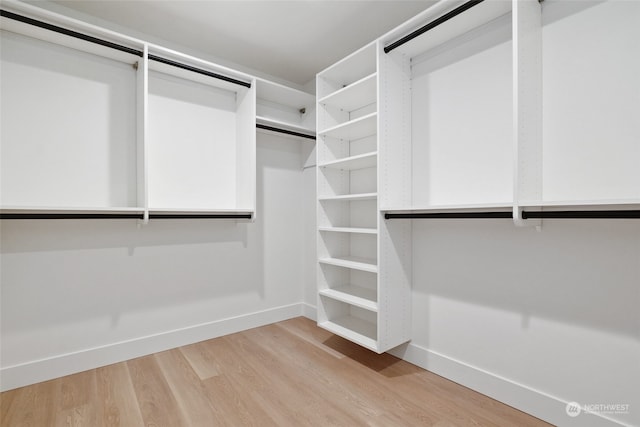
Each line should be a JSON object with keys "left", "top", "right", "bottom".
{"left": 301, "top": 143, "right": 318, "bottom": 314}
{"left": 392, "top": 220, "right": 640, "bottom": 427}
{"left": 0, "top": 131, "right": 307, "bottom": 390}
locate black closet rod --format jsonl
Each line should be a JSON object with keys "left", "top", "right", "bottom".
{"left": 0, "top": 213, "right": 145, "bottom": 220}
{"left": 0, "top": 9, "right": 143, "bottom": 57}
{"left": 0, "top": 213, "right": 253, "bottom": 220}
{"left": 384, "top": 0, "right": 484, "bottom": 54}
{"left": 0, "top": 10, "right": 251, "bottom": 89}
{"left": 149, "top": 214, "right": 252, "bottom": 219}
{"left": 385, "top": 211, "right": 512, "bottom": 219}
{"left": 385, "top": 210, "right": 640, "bottom": 220}
{"left": 256, "top": 124, "right": 316, "bottom": 140}
{"left": 522, "top": 210, "right": 640, "bottom": 219}
{"left": 148, "top": 55, "right": 251, "bottom": 89}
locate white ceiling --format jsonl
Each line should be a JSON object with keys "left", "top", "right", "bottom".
{"left": 49, "top": 0, "right": 436, "bottom": 86}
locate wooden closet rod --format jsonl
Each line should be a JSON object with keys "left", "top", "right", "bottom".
{"left": 0, "top": 9, "right": 143, "bottom": 57}
{"left": 256, "top": 124, "right": 316, "bottom": 140}
{"left": 383, "top": 0, "right": 485, "bottom": 54}
{"left": 385, "top": 210, "right": 640, "bottom": 220}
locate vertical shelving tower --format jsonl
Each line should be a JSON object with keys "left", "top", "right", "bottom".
{"left": 316, "top": 41, "right": 411, "bottom": 353}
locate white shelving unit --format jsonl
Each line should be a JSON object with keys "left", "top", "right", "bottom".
{"left": 522, "top": 0, "right": 640, "bottom": 209}
{"left": 397, "top": 0, "right": 514, "bottom": 210}
{"left": 146, "top": 48, "right": 256, "bottom": 213}
{"left": 318, "top": 0, "right": 639, "bottom": 353}
{"left": 0, "top": 0, "right": 312, "bottom": 221}
{"left": 316, "top": 41, "right": 412, "bottom": 353}
{"left": 377, "top": 0, "right": 639, "bottom": 221}
{"left": 0, "top": 17, "right": 142, "bottom": 214}
{"left": 255, "top": 78, "right": 315, "bottom": 141}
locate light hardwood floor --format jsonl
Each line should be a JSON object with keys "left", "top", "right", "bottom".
{"left": 1, "top": 317, "right": 551, "bottom": 426}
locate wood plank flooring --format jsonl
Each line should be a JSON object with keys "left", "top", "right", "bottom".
{"left": 1, "top": 317, "right": 552, "bottom": 426}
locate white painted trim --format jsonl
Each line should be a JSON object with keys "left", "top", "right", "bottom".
{"left": 0, "top": 303, "right": 304, "bottom": 392}
{"left": 301, "top": 302, "right": 317, "bottom": 321}
{"left": 389, "top": 343, "right": 632, "bottom": 427}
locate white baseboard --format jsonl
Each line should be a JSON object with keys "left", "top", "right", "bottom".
{"left": 0, "top": 302, "right": 304, "bottom": 392}
{"left": 301, "top": 302, "right": 316, "bottom": 321}
{"left": 389, "top": 343, "right": 631, "bottom": 427}
{"left": 303, "top": 304, "right": 630, "bottom": 427}
{"left": 3, "top": 303, "right": 632, "bottom": 427}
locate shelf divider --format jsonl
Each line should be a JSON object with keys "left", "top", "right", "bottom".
{"left": 318, "top": 226, "right": 377, "bottom": 234}
{"left": 318, "top": 317, "right": 378, "bottom": 351}
{"left": 319, "top": 256, "right": 378, "bottom": 273}
{"left": 318, "top": 72, "right": 377, "bottom": 112}
{"left": 319, "top": 285, "right": 378, "bottom": 312}
{"left": 319, "top": 112, "right": 377, "bottom": 141}
{"left": 318, "top": 152, "right": 377, "bottom": 171}
{"left": 318, "top": 193, "right": 377, "bottom": 202}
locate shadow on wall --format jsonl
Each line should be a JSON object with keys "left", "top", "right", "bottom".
{"left": 0, "top": 135, "right": 303, "bottom": 337}
{"left": 411, "top": 219, "right": 640, "bottom": 340}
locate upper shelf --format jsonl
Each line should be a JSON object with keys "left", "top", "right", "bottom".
{"left": 256, "top": 78, "right": 315, "bottom": 111}
{"left": 318, "top": 193, "right": 377, "bottom": 202}
{"left": 255, "top": 79, "right": 315, "bottom": 137}
{"left": 319, "top": 112, "right": 377, "bottom": 141}
{"left": 319, "top": 256, "right": 378, "bottom": 273}
{"left": 318, "top": 152, "right": 377, "bottom": 171}
{"left": 318, "top": 73, "right": 377, "bottom": 112}
{"left": 382, "top": 202, "right": 513, "bottom": 213}
{"left": 0, "top": 206, "right": 144, "bottom": 214}
{"left": 381, "top": 0, "right": 512, "bottom": 58}
{"left": 516, "top": 199, "right": 640, "bottom": 210}
{"left": 317, "top": 42, "right": 377, "bottom": 99}
{"left": 0, "top": 3, "right": 143, "bottom": 65}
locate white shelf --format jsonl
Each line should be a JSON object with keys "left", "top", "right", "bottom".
{"left": 0, "top": 206, "right": 144, "bottom": 214}
{"left": 255, "top": 78, "right": 315, "bottom": 110}
{"left": 318, "top": 226, "right": 377, "bottom": 235}
{"left": 382, "top": 202, "right": 513, "bottom": 213}
{"left": 256, "top": 116, "right": 315, "bottom": 136}
{"left": 383, "top": 0, "right": 512, "bottom": 59}
{"left": 148, "top": 44, "right": 253, "bottom": 93}
{"left": 149, "top": 208, "right": 253, "bottom": 215}
{"left": 255, "top": 79, "right": 315, "bottom": 138}
{"left": 319, "top": 256, "right": 378, "bottom": 273}
{"left": 0, "top": 4, "right": 143, "bottom": 65}
{"left": 318, "top": 42, "right": 377, "bottom": 96}
{"left": 318, "top": 193, "right": 377, "bottom": 202}
{"left": 382, "top": 200, "right": 640, "bottom": 215}
{"left": 319, "top": 112, "right": 377, "bottom": 141}
{"left": 318, "top": 152, "right": 377, "bottom": 171}
{"left": 319, "top": 285, "right": 378, "bottom": 312}
{"left": 318, "top": 317, "right": 378, "bottom": 351}
{"left": 319, "top": 73, "right": 377, "bottom": 112}
{"left": 517, "top": 199, "right": 640, "bottom": 209}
